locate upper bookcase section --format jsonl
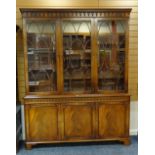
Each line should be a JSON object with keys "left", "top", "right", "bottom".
{"left": 20, "top": 8, "right": 132, "bottom": 19}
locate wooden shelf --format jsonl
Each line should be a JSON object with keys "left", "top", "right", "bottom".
{"left": 29, "top": 80, "right": 52, "bottom": 87}
{"left": 29, "top": 66, "right": 56, "bottom": 71}
{"left": 118, "top": 48, "right": 125, "bottom": 51}
{"left": 98, "top": 32, "right": 125, "bottom": 35}
{"left": 29, "top": 81, "right": 40, "bottom": 86}
{"left": 64, "top": 77, "right": 91, "bottom": 80}
{"left": 65, "top": 49, "right": 91, "bottom": 54}
{"left": 28, "top": 48, "right": 55, "bottom": 53}
{"left": 63, "top": 32, "right": 90, "bottom": 36}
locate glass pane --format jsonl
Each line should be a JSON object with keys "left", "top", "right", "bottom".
{"left": 63, "top": 20, "right": 91, "bottom": 92}
{"left": 26, "top": 21, "right": 56, "bottom": 92}
{"left": 97, "top": 20, "right": 127, "bottom": 91}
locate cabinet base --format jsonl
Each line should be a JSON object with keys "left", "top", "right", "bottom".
{"left": 121, "top": 138, "right": 131, "bottom": 145}
{"left": 25, "top": 143, "right": 33, "bottom": 150}
{"left": 25, "top": 138, "right": 130, "bottom": 149}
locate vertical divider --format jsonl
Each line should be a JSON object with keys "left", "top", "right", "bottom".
{"left": 56, "top": 19, "right": 64, "bottom": 94}
{"left": 24, "top": 105, "right": 30, "bottom": 140}
{"left": 92, "top": 102, "right": 99, "bottom": 138}
{"left": 58, "top": 103, "right": 64, "bottom": 140}
{"left": 23, "top": 19, "right": 29, "bottom": 94}
{"left": 111, "top": 20, "right": 118, "bottom": 66}
{"left": 92, "top": 102, "right": 96, "bottom": 138}
{"left": 95, "top": 102, "right": 99, "bottom": 138}
{"left": 125, "top": 102, "right": 130, "bottom": 137}
{"left": 125, "top": 20, "right": 129, "bottom": 93}
{"left": 91, "top": 18, "right": 98, "bottom": 92}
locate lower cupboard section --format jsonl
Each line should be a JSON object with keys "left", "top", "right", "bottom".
{"left": 24, "top": 99, "right": 130, "bottom": 149}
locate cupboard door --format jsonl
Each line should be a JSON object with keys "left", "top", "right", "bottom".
{"left": 97, "top": 20, "right": 127, "bottom": 91}
{"left": 98, "top": 103, "right": 129, "bottom": 138}
{"left": 26, "top": 20, "right": 57, "bottom": 93}
{"left": 62, "top": 20, "right": 92, "bottom": 93}
{"left": 27, "top": 104, "right": 58, "bottom": 141}
{"left": 62, "top": 103, "right": 94, "bottom": 140}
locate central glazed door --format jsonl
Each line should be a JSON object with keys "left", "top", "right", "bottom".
{"left": 62, "top": 20, "right": 92, "bottom": 93}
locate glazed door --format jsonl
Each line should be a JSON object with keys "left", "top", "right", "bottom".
{"left": 62, "top": 20, "right": 92, "bottom": 93}
{"left": 96, "top": 20, "right": 128, "bottom": 92}
{"left": 26, "top": 20, "right": 57, "bottom": 93}
{"left": 25, "top": 104, "right": 59, "bottom": 141}
{"left": 61, "top": 103, "right": 95, "bottom": 140}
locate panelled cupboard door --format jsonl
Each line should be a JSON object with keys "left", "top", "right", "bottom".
{"left": 27, "top": 104, "right": 58, "bottom": 141}
{"left": 98, "top": 103, "right": 129, "bottom": 138}
{"left": 62, "top": 103, "right": 94, "bottom": 140}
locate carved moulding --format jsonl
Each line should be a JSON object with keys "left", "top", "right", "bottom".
{"left": 20, "top": 8, "right": 131, "bottom": 19}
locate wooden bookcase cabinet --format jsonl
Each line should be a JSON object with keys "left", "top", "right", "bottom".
{"left": 21, "top": 8, "right": 131, "bottom": 149}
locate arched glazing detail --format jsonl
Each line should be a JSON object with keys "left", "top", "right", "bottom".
{"left": 26, "top": 21, "right": 56, "bottom": 92}
{"left": 63, "top": 20, "right": 91, "bottom": 92}
{"left": 97, "top": 20, "right": 127, "bottom": 91}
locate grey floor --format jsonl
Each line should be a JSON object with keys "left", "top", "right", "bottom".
{"left": 17, "top": 136, "right": 138, "bottom": 155}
